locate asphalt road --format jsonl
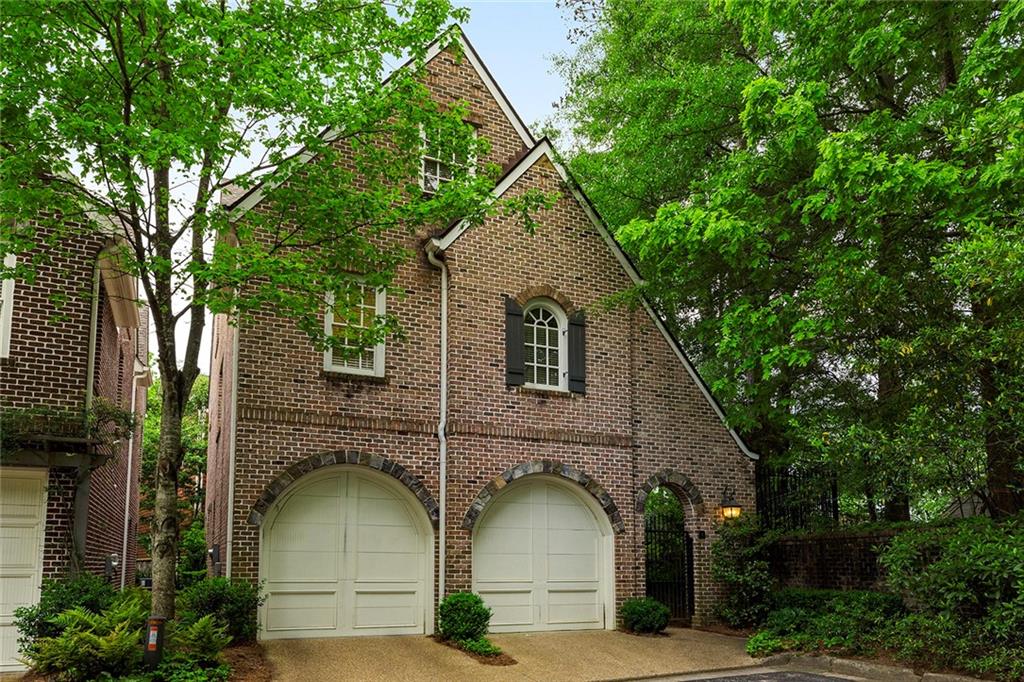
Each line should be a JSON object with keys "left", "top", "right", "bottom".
{"left": 657, "top": 672, "right": 857, "bottom": 682}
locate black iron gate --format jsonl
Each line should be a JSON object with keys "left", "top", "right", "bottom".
{"left": 644, "top": 512, "right": 694, "bottom": 622}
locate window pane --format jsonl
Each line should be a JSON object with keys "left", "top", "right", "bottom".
{"left": 525, "top": 364, "right": 535, "bottom": 384}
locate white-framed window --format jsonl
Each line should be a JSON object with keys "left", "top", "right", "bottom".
{"left": 323, "top": 283, "right": 386, "bottom": 377}
{"left": 523, "top": 299, "right": 567, "bottom": 391}
{"left": 0, "top": 254, "right": 15, "bottom": 359}
{"left": 420, "top": 126, "right": 476, "bottom": 194}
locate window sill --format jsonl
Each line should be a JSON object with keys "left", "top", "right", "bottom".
{"left": 516, "top": 385, "right": 576, "bottom": 399}
{"left": 321, "top": 368, "right": 388, "bottom": 385}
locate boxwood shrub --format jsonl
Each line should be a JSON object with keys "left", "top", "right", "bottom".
{"left": 619, "top": 597, "right": 670, "bottom": 634}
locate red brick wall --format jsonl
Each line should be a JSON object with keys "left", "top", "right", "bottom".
{"left": 211, "top": 40, "right": 755, "bottom": 624}
{"left": 2, "top": 222, "right": 146, "bottom": 584}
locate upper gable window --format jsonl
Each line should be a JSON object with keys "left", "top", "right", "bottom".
{"left": 0, "top": 254, "right": 15, "bottom": 359}
{"left": 523, "top": 300, "right": 567, "bottom": 390}
{"left": 420, "top": 127, "right": 476, "bottom": 194}
{"left": 323, "top": 283, "right": 386, "bottom": 377}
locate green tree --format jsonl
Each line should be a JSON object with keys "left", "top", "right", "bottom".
{"left": 1, "top": 0, "right": 545, "bottom": 617}
{"left": 557, "top": 0, "right": 1023, "bottom": 518}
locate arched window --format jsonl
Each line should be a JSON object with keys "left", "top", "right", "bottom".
{"left": 523, "top": 300, "right": 567, "bottom": 390}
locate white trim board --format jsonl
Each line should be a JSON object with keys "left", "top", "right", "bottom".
{"left": 226, "top": 26, "right": 533, "bottom": 223}
{"left": 431, "top": 138, "right": 759, "bottom": 461}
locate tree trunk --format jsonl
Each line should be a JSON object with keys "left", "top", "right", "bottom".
{"left": 150, "top": 374, "right": 183, "bottom": 618}
{"left": 976, "top": 348, "right": 1023, "bottom": 518}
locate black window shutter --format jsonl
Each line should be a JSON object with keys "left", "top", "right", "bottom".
{"left": 505, "top": 296, "right": 525, "bottom": 386}
{"left": 568, "top": 310, "right": 586, "bottom": 394}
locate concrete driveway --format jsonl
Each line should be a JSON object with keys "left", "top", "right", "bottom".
{"left": 263, "top": 627, "right": 755, "bottom": 681}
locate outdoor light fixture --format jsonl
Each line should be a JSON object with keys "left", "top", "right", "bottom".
{"left": 105, "top": 553, "right": 121, "bottom": 581}
{"left": 720, "top": 487, "right": 742, "bottom": 520}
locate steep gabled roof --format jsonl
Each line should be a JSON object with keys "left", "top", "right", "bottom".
{"left": 429, "top": 138, "right": 759, "bottom": 461}
{"left": 224, "top": 26, "right": 533, "bottom": 221}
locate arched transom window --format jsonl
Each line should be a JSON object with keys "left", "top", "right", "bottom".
{"left": 523, "top": 300, "right": 567, "bottom": 390}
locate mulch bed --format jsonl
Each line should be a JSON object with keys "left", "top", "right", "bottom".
{"left": 431, "top": 636, "right": 518, "bottom": 666}
{"left": 224, "top": 642, "right": 274, "bottom": 682}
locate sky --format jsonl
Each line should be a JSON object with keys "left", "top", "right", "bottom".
{"left": 177, "top": 1, "right": 576, "bottom": 374}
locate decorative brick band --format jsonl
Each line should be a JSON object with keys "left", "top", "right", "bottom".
{"left": 462, "top": 460, "right": 625, "bottom": 534}
{"left": 237, "top": 406, "right": 435, "bottom": 435}
{"left": 448, "top": 420, "right": 632, "bottom": 447}
{"left": 635, "top": 468, "right": 705, "bottom": 515}
{"left": 512, "top": 284, "right": 577, "bottom": 314}
{"left": 246, "top": 450, "right": 440, "bottom": 528}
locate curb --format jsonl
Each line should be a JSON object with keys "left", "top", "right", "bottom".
{"left": 778, "top": 653, "right": 984, "bottom": 682}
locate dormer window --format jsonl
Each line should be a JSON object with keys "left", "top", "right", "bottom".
{"left": 523, "top": 301, "right": 567, "bottom": 390}
{"left": 323, "top": 283, "right": 386, "bottom": 377}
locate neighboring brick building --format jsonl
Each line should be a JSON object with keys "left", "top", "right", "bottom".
{"left": 206, "top": 29, "right": 757, "bottom": 640}
{"left": 0, "top": 219, "right": 149, "bottom": 671}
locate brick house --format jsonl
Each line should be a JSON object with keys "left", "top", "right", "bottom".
{"left": 205, "top": 29, "right": 757, "bottom": 640}
{"left": 0, "top": 218, "right": 149, "bottom": 671}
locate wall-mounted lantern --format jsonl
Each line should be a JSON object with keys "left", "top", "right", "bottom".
{"left": 105, "top": 553, "right": 121, "bottom": 581}
{"left": 720, "top": 487, "right": 742, "bottom": 520}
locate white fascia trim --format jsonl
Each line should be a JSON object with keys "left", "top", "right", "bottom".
{"left": 434, "top": 139, "right": 759, "bottom": 461}
{"left": 228, "top": 27, "right": 532, "bottom": 224}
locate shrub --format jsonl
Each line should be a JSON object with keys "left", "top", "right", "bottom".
{"left": 710, "top": 515, "right": 776, "bottom": 627}
{"left": 458, "top": 635, "right": 503, "bottom": 656}
{"left": 22, "top": 590, "right": 148, "bottom": 682}
{"left": 14, "top": 573, "right": 118, "bottom": 649}
{"left": 171, "top": 615, "right": 232, "bottom": 666}
{"left": 746, "top": 630, "right": 784, "bottom": 657}
{"left": 177, "top": 578, "right": 264, "bottom": 643}
{"left": 437, "top": 592, "right": 491, "bottom": 642}
{"left": 619, "top": 597, "right": 670, "bottom": 634}
{"left": 154, "top": 658, "right": 231, "bottom": 682}
{"left": 177, "top": 521, "right": 209, "bottom": 589}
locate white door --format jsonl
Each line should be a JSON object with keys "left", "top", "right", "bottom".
{"left": 260, "top": 469, "right": 432, "bottom": 639}
{"left": 0, "top": 468, "right": 47, "bottom": 672}
{"left": 473, "top": 477, "right": 611, "bottom": 632}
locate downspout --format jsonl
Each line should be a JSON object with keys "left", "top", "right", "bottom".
{"left": 74, "top": 260, "right": 103, "bottom": 570}
{"left": 225, "top": 318, "right": 240, "bottom": 578}
{"left": 120, "top": 369, "right": 145, "bottom": 589}
{"left": 425, "top": 244, "right": 448, "bottom": 605}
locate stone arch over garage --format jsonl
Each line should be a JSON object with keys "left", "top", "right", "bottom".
{"left": 246, "top": 450, "right": 440, "bottom": 528}
{"left": 462, "top": 460, "right": 625, "bottom": 534}
{"left": 635, "top": 468, "right": 705, "bottom": 517}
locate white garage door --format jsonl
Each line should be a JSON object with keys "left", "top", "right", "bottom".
{"left": 473, "top": 478, "right": 611, "bottom": 632}
{"left": 260, "top": 469, "right": 432, "bottom": 639}
{"left": 1, "top": 468, "right": 47, "bottom": 672}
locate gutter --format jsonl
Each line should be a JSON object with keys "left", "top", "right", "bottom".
{"left": 425, "top": 244, "right": 449, "bottom": 605}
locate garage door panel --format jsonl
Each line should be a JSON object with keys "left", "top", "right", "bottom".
{"left": 266, "top": 551, "right": 339, "bottom": 582}
{"left": 478, "top": 590, "right": 533, "bottom": 627}
{"left": 265, "top": 591, "right": 337, "bottom": 631}
{"left": 355, "top": 523, "right": 419, "bottom": 553}
{"left": 0, "top": 529, "right": 43, "bottom": 568}
{"left": 355, "top": 497, "right": 415, "bottom": 527}
{"left": 547, "top": 589, "right": 601, "bottom": 625}
{"left": 352, "top": 591, "right": 417, "bottom": 629}
{"left": 475, "top": 526, "right": 531, "bottom": 554}
{"left": 354, "top": 552, "right": 421, "bottom": 581}
{"left": 475, "top": 553, "right": 532, "bottom": 582}
{"left": 548, "top": 554, "right": 598, "bottom": 582}
{"left": 483, "top": 500, "right": 533, "bottom": 528}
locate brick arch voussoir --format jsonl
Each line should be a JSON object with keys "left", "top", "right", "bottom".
{"left": 462, "top": 460, "right": 624, "bottom": 534}
{"left": 513, "top": 285, "right": 578, "bottom": 315}
{"left": 247, "top": 450, "right": 439, "bottom": 529}
{"left": 635, "top": 468, "right": 705, "bottom": 516}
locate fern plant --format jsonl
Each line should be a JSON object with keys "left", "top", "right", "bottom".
{"left": 170, "top": 614, "right": 232, "bottom": 666}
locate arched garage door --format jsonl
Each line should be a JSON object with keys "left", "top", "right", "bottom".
{"left": 473, "top": 476, "right": 613, "bottom": 632}
{"left": 260, "top": 468, "right": 433, "bottom": 639}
